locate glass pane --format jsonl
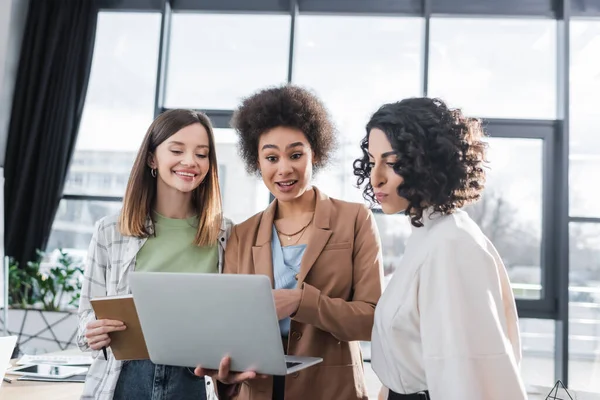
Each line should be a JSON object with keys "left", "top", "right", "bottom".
{"left": 294, "top": 16, "right": 424, "bottom": 202}
{"left": 465, "top": 138, "right": 543, "bottom": 299}
{"left": 64, "top": 12, "right": 161, "bottom": 197}
{"left": 64, "top": 150, "right": 136, "bottom": 197}
{"left": 165, "top": 13, "right": 290, "bottom": 110}
{"left": 429, "top": 18, "right": 556, "bottom": 119}
{"left": 520, "top": 318, "right": 556, "bottom": 390}
{"left": 570, "top": 20, "right": 600, "bottom": 218}
{"left": 569, "top": 222, "right": 600, "bottom": 394}
{"left": 214, "top": 129, "right": 270, "bottom": 223}
{"left": 47, "top": 200, "right": 122, "bottom": 251}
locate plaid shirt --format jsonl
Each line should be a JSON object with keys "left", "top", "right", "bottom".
{"left": 77, "top": 213, "right": 232, "bottom": 400}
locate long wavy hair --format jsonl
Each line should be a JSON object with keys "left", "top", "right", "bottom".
{"left": 119, "top": 109, "right": 223, "bottom": 246}
{"left": 354, "top": 97, "right": 487, "bottom": 227}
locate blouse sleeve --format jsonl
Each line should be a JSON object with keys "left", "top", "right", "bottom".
{"left": 417, "top": 231, "right": 527, "bottom": 400}
{"left": 76, "top": 218, "right": 109, "bottom": 355}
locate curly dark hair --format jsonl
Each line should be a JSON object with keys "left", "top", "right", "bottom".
{"left": 230, "top": 84, "right": 336, "bottom": 175}
{"left": 354, "top": 97, "right": 487, "bottom": 228}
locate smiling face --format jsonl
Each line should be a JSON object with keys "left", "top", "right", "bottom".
{"left": 148, "top": 122, "right": 210, "bottom": 195}
{"left": 257, "top": 126, "right": 315, "bottom": 203}
{"left": 367, "top": 128, "right": 410, "bottom": 214}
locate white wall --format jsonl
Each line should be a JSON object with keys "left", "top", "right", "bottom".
{"left": 0, "top": 0, "right": 29, "bottom": 311}
{"left": 0, "top": 0, "right": 29, "bottom": 168}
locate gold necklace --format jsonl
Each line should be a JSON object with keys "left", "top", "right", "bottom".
{"left": 274, "top": 216, "right": 314, "bottom": 241}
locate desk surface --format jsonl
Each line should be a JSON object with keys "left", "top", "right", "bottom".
{"left": 1, "top": 349, "right": 84, "bottom": 400}
{"left": 0, "top": 379, "right": 83, "bottom": 400}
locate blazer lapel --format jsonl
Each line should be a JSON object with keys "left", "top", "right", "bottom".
{"left": 252, "top": 200, "right": 277, "bottom": 287}
{"left": 298, "top": 187, "right": 332, "bottom": 283}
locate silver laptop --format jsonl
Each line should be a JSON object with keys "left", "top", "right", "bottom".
{"left": 129, "top": 272, "right": 322, "bottom": 375}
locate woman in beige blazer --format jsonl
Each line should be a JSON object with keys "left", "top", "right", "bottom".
{"left": 196, "top": 85, "right": 383, "bottom": 400}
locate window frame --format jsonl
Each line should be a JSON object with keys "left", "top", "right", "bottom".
{"left": 483, "top": 119, "right": 559, "bottom": 319}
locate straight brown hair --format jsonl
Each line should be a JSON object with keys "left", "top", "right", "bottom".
{"left": 119, "top": 109, "right": 223, "bottom": 246}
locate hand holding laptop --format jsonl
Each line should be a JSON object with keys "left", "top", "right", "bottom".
{"left": 194, "top": 355, "right": 267, "bottom": 384}
{"left": 85, "top": 319, "right": 127, "bottom": 350}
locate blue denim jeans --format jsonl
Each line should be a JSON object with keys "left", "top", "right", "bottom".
{"left": 113, "top": 359, "right": 207, "bottom": 400}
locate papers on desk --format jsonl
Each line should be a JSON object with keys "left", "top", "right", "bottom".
{"left": 17, "top": 354, "right": 94, "bottom": 366}
{"left": 17, "top": 373, "right": 87, "bottom": 383}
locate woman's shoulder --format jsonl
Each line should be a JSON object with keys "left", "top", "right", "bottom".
{"left": 426, "top": 210, "right": 492, "bottom": 260}
{"left": 95, "top": 213, "right": 120, "bottom": 233}
{"left": 93, "top": 212, "right": 138, "bottom": 244}
{"left": 221, "top": 216, "right": 234, "bottom": 232}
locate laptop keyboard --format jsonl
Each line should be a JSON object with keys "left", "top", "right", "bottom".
{"left": 286, "top": 362, "right": 301, "bottom": 368}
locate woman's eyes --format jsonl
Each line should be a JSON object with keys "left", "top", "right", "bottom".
{"left": 170, "top": 150, "right": 207, "bottom": 158}
{"left": 265, "top": 153, "right": 303, "bottom": 162}
{"left": 367, "top": 161, "right": 396, "bottom": 168}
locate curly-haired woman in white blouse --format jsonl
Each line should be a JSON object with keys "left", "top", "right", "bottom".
{"left": 354, "top": 98, "right": 527, "bottom": 400}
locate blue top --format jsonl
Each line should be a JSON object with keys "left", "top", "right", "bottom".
{"left": 271, "top": 225, "right": 306, "bottom": 336}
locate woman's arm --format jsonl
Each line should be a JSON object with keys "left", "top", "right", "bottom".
{"left": 292, "top": 204, "right": 384, "bottom": 342}
{"left": 76, "top": 219, "right": 110, "bottom": 353}
{"left": 418, "top": 232, "right": 527, "bottom": 400}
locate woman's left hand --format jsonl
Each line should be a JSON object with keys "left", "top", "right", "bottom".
{"left": 272, "top": 288, "right": 302, "bottom": 320}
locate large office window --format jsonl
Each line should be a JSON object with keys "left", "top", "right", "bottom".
{"left": 569, "top": 19, "right": 600, "bottom": 393}
{"left": 466, "top": 137, "right": 544, "bottom": 298}
{"left": 568, "top": 223, "right": 600, "bottom": 393}
{"left": 165, "top": 13, "right": 290, "bottom": 110}
{"left": 520, "top": 318, "right": 556, "bottom": 387}
{"left": 165, "top": 14, "right": 281, "bottom": 222}
{"left": 429, "top": 18, "right": 557, "bottom": 119}
{"left": 294, "top": 15, "right": 424, "bottom": 204}
{"left": 47, "top": 12, "right": 161, "bottom": 250}
{"left": 570, "top": 20, "right": 600, "bottom": 218}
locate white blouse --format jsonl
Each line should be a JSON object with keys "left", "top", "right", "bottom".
{"left": 371, "top": 209, "right": 527, "bottom": 399}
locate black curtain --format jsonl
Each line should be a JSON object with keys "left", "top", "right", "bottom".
{"left": 4, "top": 0, "right": 99, "bottom": 269}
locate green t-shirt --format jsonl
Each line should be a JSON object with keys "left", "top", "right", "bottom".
{"left": 135, "top": 212, "right": 218, "bottom": 274}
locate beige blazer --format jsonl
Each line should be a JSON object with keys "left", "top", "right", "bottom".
{"left": 224, "top": 187, "right": 383, "bottom": 400}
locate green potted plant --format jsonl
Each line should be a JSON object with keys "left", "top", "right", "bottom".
{"left": 36, "top": 249, "right": 84, "bottom": 311}
{"left": 7, "top": 256, "right": 39, "bottom": 309}
{"left": 2, "top": 249, "right": 84, "bottom": 355}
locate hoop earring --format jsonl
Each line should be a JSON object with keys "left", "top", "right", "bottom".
{"left": 151, "top": 168, "right": 157, "bottom": 178}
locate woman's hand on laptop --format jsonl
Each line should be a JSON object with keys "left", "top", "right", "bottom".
{"left": 273, "top": 289, "right": 302, "bottom": 320}
{"left": 85, "top": 319, "right": 126, "bottom": 350}
{"left": 194, "top": 356, "right": 267, "bottom": 384}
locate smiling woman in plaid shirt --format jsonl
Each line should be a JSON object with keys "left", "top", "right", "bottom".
{"left": 76, "top": 109, "right": 232, "bottom": 400}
